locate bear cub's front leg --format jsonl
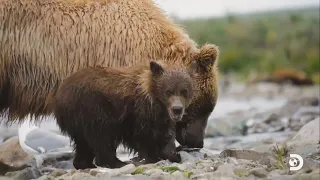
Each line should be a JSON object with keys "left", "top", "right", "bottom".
{"left": 148, "top": 130, "right": 182, "bottom": 163}
{"left": 132, "top": 127, "right": 182, "bottom": 164}
{"left": 162, "top": 136, "right": 181, "bottom": 163}
{"left": 160, "top": 129, "right": 181, "bottom": 163}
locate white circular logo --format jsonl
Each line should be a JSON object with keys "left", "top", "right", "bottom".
{"left": 289, "top": 154, "right": 304, "bottom": 171}
{"left": 289, "top": 157, "right": 299, "bottom": 167}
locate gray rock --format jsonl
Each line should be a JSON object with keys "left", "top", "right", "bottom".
{"left": 268, "top": 168, "right": 320, "bottom": 180}
{"left": 149, "top": 172, "right": 171, "bottom": 179}
{"left": 34, "top": 151, "right": 75, "bottom": 168}
{"left": 267, "top": 169, "right": 287, "bottom": 178}
{"left": 197, "top": 160, "right": 216, "bottom": 173}
{"left": 95, "top": 164, "right": 136, "bottom": 178}
{"left": 226, "top": 157, "right": 239, "bottom": 165}
{"left": 292, "top": 173, "right": 320, "bottom": 180}
{"left": 180, "top": 151, "right": 205, "bottom": 163}
{"left": 190, "top": 172, "right": 217, "bottom": 180}
{"left": 176, "top": 162, "right": 196, "bottom": 171}
{"left": 291, "top": 106, "right": 320, "bottom": 121}
{"left": 110, "top": 174, "right": 151, "bottom": 180}
{"left": 263, "top": 113, "right": 282, "bottom": 124}
{"left": 71, "top": 172, "right": 96, "bottom": 180}
{"left": 0, "top": 137, "right": 34, "bottom": 175}
{"left": 53, "top": 160, "right": 74, "bottom": 169}
{"left": 0, "top": 162, "right": 30, "bottom": 177}
{"left": 0, "top": 176, "right": 15, "bottom": 180}
{"left": 136, "top": 164, "right": 156, "bottom": 170}
{"left": 219, "top": 131, "right": 295, "bottom": 151}
{"left": 149, "top": 171, "right": 162, "bottom": 177}
{"left": 188, "top": 151, "right": 207, "bottom": 159}
{"left": 278, "top": 96, "right": 320, "bottom": 118}
{"left": 246, "top": 112, "right": 290, "bottom": 134}
{"left": 5, "top": 167, "right": 41, "bottom": 180}
{"left": 208, "top": 136, "right": 241, "bottom": 150}
{"left": 49, "top": 169, "right": 67, "bottom": 177}
{"left": 143, "top": 169, "right": 163, "bottom": 176}
{"left": 155, "top": 160, "right": 172, "bottom": 166}
{"left": 249, "top": 167, "right": 268, "bottom": 178}
{"left": 237, "top": 158, "right": 268, "bottom": 170}
{"left": 37, "top": 175, "right": 55, "bottom": 180}
{"left": 285, "top": 117, "right": 320, "bottom": 160}
{"left": 206, "top": 116, "right": 248, "bottom": 137}
{"left": 202, "top": 165, "right": 216, "bottom": 173}
{"left": 220, "top": 149, "right": 272, "bottom": 167}
{"left": 130, "top": 174, "right": 153, "bottom": 180}
{"left": 171, "top": 171, "right": 185, "bottom": 179}
{"left": 289, "top": 117, "right": 320, "bottom": 145}
{"left": 199, "top": 148, "right": 219, "bottom": 157}
{"left": 247, "top": 122, "right": 272, "bottom": 134}
{"left": 300, "top": 115, "right": 317, "bottom": 124}
{"left": 205, "top": 164, "right": 239, "bottom": 179}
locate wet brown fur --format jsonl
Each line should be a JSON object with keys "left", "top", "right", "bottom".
{"left": 0, "top": 0, "right": 220, "bottom": 150}
{"left": 132, "top": 44, "right": 219, "bottom": 164}
{"left": 53, "top": 60, "right": 195, "bottom": 169}
{"left": 175, "top": 44, "right": 220, "bottom": 148}
{"left": 0, "top": 0, "right": 199, "bottom": 122}
{"left": 134, "top": 45, "right": 220, "bottom": 164}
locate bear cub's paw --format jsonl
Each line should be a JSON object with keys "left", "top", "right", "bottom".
{"left": 167, "top": 152, "right": 182, "bottom": 163}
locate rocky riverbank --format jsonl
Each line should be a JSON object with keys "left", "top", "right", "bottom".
{"left": 0, "top": 82, "right": 319, "bottom": 180}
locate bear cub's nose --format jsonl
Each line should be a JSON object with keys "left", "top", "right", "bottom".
{"left": 172, "top": 105, "right": 183, "bottom": 115}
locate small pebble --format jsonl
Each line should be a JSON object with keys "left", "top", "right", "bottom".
{"left": 89, "top": 169, "right": 100, "bottom": 176}
{"left": 249, "top": 167, "right": 268, "bottom": 178}
{"left": 171, "top": 171, "right": 184, "bottom": 178}
{"left": 177, "top": 162, "right": 195, "bottom": 171}
{"left": 226, "top": 157, "right": 239, "bottom": 165}
{"left": 144, "top": 168, "right": 163, "bottom": 176}
{"left": 71, "top": 172, "right": 96, "bottom": 180}
{"left": 50, "top": 169, "right": 67, "bottom": 177}
{"left": 37, "top": 175, "right": 55, "bottom": 180}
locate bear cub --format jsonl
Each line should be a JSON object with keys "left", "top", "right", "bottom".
{"left": 53, "top": 60, "right": 195, "bottom": 169}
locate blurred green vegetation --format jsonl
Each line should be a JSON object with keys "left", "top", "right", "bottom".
{"left": 178, "top": 7, "right": 319, "bottom": 82}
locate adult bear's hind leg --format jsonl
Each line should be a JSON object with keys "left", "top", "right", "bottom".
{"left": 0, "top": 79, "right": 9, "bottom": 115}
{"left": 73, "top": 138, "right": 96, "bottom": 170}
{"left": 94, "top": 144, "right": 128, "bottom": 169}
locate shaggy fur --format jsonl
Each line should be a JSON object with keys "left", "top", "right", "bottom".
{"left": 0, "top": 0, "right": 198, "bottom": 122}
{"left": 134, "top": 44, "right": 220, "bottom": 162}
{"left": 53, "top": 60, "right": 195, "bottom": 169}
{"left": 175, "top": 44, "right": 220, "bottom": 148}
{"left": 0, "top": 0, "right": 220, "bottom": 150}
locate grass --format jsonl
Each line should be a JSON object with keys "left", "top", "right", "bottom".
{"left": 161, "top": 166, "right": 180, "bottom": 173}
{"left": 273, "top": 143, "right": 288, "bottom": 170}
{"left": 131, "top": 167, "right": 145, "bottom": 175}
{"left": 178, "top": 7, "right": 320, "bottom": 81}
{"left": 233, "top": 168, "right": 250, "bottom": 177}
{"left": 182, "top": 170, "right": 194, "bottom": 178}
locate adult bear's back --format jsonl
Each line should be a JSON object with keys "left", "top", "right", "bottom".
{"left": 0, "top": 0, "right": 198, "bottom": 121}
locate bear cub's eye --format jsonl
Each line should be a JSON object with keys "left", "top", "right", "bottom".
{"left": 166, "top": 90, "right": 173, "bottom": 97}
{"left": 180, "top": 89, "right": 188, "bottom": 97}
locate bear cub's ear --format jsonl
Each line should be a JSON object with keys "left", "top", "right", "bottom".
{"left": 190, "top": 44, "right": 219, "bottom": 73}
{"left": 150, "top": 61, "right": 164, "bottom": 76}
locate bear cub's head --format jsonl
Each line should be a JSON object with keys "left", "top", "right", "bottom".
{"left": 149, "top": 61, "right": 194, "bottom": 122}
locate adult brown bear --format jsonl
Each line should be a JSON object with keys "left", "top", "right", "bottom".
{"left": 53, "top": 60, "right": 196, "bottom": 169}
{"left": 0, "top": 0, "right": 219, "bottom": 149}
{"left": 248, "top": 68, "right": 314, "bottom": 86}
